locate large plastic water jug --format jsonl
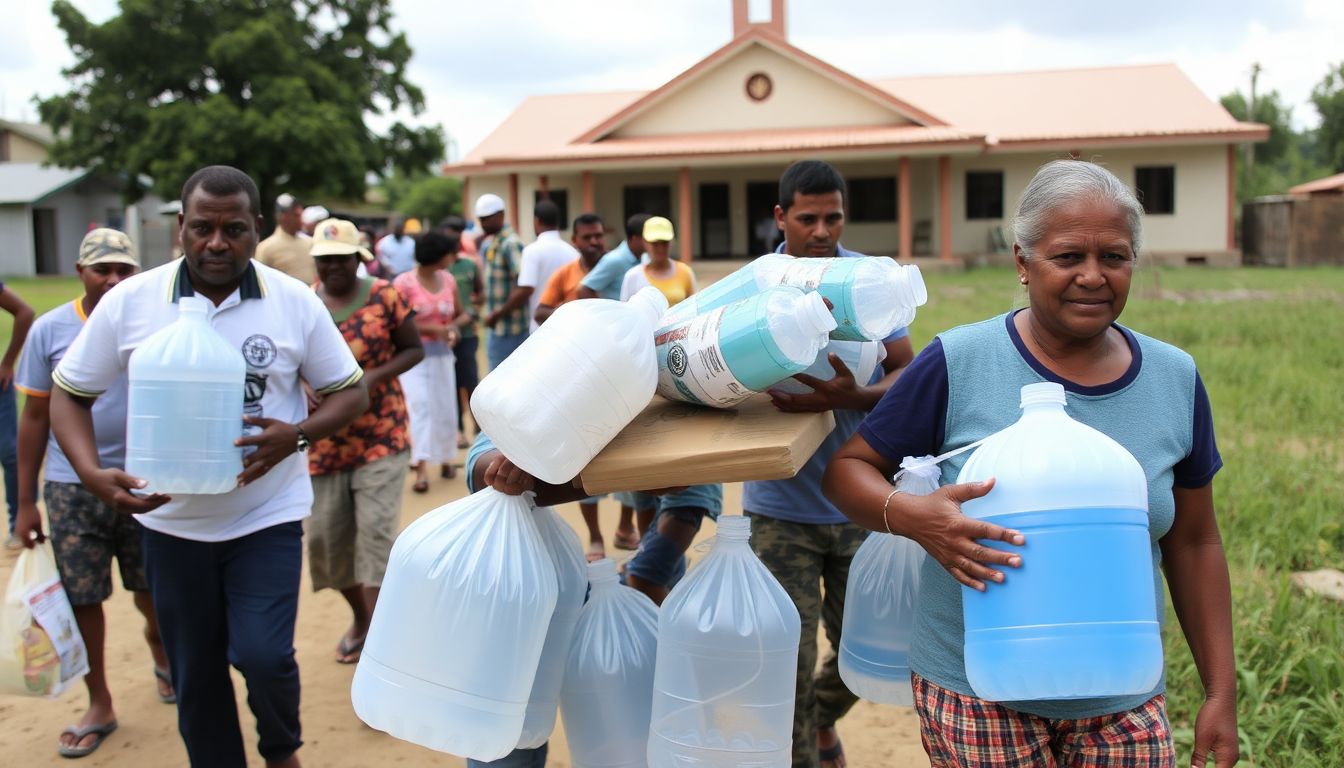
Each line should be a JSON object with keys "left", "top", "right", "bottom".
{"left": 351, "top": 489, "right": 559, "bottom": 760}
{"left": 771, "top": 339, "right": 886, "bottom": 395}
{"left": 516, "top": 506, "right": 588, "bottom": 749}
{"left": 648, "top": 516, "right": 801, "bottom": 768}
{"left": 560, "top": 559, "right": 659, "bottom": 768}
{"left": 838, "top": 456, "right": 937, "bottom": 706}
{"left": 126, "top": 295, "right": 245, "bottom": 494}
{"left": 956, "top": 382, "right": 1161, "bottom": 701}
{"left": 472, "top": 286, "right": 668, "bottom": 484}
{"left": 660, "top": 253, "right": 926, "bottom": 341}
{"left": 653, "top": 287, "right": 836, "bottom": 409}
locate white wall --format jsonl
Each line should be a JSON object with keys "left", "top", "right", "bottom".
{"left": 0, "top": 207, "right": 34, "bottom": 276}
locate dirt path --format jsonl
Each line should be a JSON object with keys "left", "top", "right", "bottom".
{"left": 0, "top": 473, "right": 927, "bottom": 766}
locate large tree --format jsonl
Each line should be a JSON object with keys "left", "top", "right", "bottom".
{"left": 1221, "top": 88, "right": 1331, "bottom": 201}
{"left": 38, "top": 0, "right": 445, "bottom": 218}
{"left": 1312, "top": 62, "right": 1344, "bottom": 173}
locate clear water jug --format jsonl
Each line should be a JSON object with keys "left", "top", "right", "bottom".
{"left": 516, "top": 506, "right": 588, "bottom": 749}
{"left": 648, "top": 516, "right": 801, "bottom": 768}
{"left": 560, "top": 559, "right": 660, "bottom": 768}
{"left": 660, "top": 253, "right": 926, "bottom": 341}
{"left": 838, "top": 456, "right": 937, "bottom": 706}
{"left": 126, "top": 295, "right": 245, "bottom": 494}
{"left": 771, "top": 339, "right": 886, "bottom": 395}
{"left": 351, "top": 489, "right": 559, "bottom": 761}
{"left": 956, "top": 382, "right": 1161, "bottom": 701}
{"left": 472, "top": 286, "right": 668, "bottom": 484}
{"left": 653, "top": 287, "right": 836, "bottom": 409}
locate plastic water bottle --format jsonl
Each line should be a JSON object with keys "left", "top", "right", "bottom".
{"left": 472, "top": 286, "right": 668, "bottom": 484}
{"left": 838, "top": 456, "right": 938, "bottom": 706}
{"left": 125, "top": 295, "right": 245, "bottom": 494}
{"left": 653, "top": 287, "right": 837, "bottom": 409}
{"left": 771, "top": 339, "right": 886, "bottom": 395}
{"left": 516, "top": 506, "right": 588, "bottom": 749}
{"left": 660, "top": 253, "right": 926, "bottom": 341}
{"left": 648, "top": 516, "right": 800, "bottom": 768}
{"left": 560, "top": 559, "right": 659, "bottom": 768}
{"left": 351, "top": 489, "right": 559, "bottom": 761}
{"left": 956, "top": 382, "right": 1161, "bottom": 701}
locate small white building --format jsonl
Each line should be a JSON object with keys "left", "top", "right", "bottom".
{"left": 447, "top": 2, "right": 1267, "bottom": 266}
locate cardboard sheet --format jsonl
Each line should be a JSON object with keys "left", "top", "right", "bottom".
{"left": 578, "top": 395, "right": 836, "bottom": 495}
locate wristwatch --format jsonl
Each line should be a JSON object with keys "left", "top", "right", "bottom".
{"left": 295, "top": 426, "right": 312, "bottom": 453}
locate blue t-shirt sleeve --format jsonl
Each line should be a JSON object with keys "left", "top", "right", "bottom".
{"left": 1173, "top": 371, "right": 1221, "bottom": 488}
{"left": 580, "top": 251, "right": 623, "bottom": 292}
{"left": 464, "top": 432, "right": 497, "bottom": 493}
{"left": 857, "top": 338, "right": 948, "bottom": 465}
{"left": 15, "top": 317, "right": 52, "bottom": 395}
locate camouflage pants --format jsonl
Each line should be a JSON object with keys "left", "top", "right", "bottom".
{"left": 746, "top": 512, "right": 868, "bottom": 768}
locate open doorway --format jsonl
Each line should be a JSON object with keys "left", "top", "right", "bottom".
{"left": 699, "top": 183, "right": 730, "bottom": 259}
{"left": 747, "top": 181, "right": 779, "bottom": 256}
{"left": 33, "top": 208, "right": 58, "bottom": 275}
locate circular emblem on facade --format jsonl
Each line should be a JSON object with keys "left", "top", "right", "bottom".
{"left": 745, "top": 72, "right": 773, "bottom": 102}
{"left": 667, "top": 343, "right": 689, "bottom": 377}
{"left": 241, "top": 334, "right": 278, "bottom": 369}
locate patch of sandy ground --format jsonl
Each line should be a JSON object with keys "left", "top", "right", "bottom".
{"left": 0, "top": 473, "right": 928, "bottom": 767}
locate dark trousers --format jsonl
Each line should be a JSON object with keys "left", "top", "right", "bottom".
{"left": 142, "top": 521, "right": 304, "bottom": 767}
{"left": 1, "top": 383, "right": 17, "bottom": 533}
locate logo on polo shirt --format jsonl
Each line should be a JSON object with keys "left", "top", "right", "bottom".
{"left": 241, "top": 334, "right": 277, "bottom": 369}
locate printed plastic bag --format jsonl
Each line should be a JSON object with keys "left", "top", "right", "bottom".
{"left": 0, "top": 542, "right": 89, "bottom": 697}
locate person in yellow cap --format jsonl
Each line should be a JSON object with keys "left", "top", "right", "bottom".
{"left": 14, "top": 228, "right": 175, "bottom": 757}
{"left": 256, "top": 193, "right": 315, "bottom": 284}
{"left": 308, "top": 217, "right": 424, "bottom": 665}
{"left": 619, "top": 216, "right": 696, "bottom": 305}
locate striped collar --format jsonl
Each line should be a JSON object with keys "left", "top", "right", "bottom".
{"left": 168, "top": 259, "right": 267, "bottom": 302}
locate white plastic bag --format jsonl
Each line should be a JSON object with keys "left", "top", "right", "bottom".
{"left": 0, "top": 542, "right": 89, "bottom": 697}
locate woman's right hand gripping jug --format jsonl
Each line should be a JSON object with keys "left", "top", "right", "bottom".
{"left": 956, "top": 382, "right": 1162, "bottom": 701}
{"left": 647, "top": 516, "right": 801, "bottom": 768}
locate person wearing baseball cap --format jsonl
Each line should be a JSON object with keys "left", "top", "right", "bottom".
{"left": 475, "top": 193, "right": 529, "bottom": 369}
{"left": 257, "top": 193, "right": 316, "bottom": 284}
{"left": 618, "top": 216, "right": 696, "bottom": 306}
{"left": 13, "top": 228, "right": 173, "bottom": 757}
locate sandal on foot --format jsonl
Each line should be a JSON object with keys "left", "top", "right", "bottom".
{"left": 440, "top": 464, "right": 457, "bottom": 480}
{"left": 412, "top": 478, "right": 430, "bottom": 494}
{"left": 612, "top": 531, "right": 641, "bottom": 551}
{"left": 336, "top": 634, "right": 365, "bottom": 664}
{"left": 58, "top": 720, "right": 118, "bottom": 758}
{"left": 154, "top": 665, "right": 177, "bottom": 704}
{"left": 818, "top": 738, "right": 845, "bottom": 768}
{"left": 585, "top": 541, "right": 606, "bottom": 563}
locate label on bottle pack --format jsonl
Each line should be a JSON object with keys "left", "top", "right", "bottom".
{"left": 654, "top": 307, "right": 754, "bottom": 408}
{"left": 757, "top": 257, "right": 833, "bottom": 291}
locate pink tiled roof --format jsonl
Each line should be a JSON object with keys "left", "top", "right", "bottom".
{"left": 1288, "top": 172, "right": 1344, "bottom": 194}
{"left": 874, "top": 64, "right": 1263, "bottom": 145}
{"left": 449, "top": 61, "right": 1266, "bottom": 174}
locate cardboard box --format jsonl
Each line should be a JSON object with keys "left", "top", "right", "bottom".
{"left": 578, "top": 395, "right": 836, "bottom": 495}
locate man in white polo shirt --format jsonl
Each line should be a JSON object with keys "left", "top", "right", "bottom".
{"left": 51, "top": 166, "right": 369, "bottom": 768}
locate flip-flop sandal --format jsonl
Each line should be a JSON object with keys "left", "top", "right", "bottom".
{"left": 585, "top": 541, "right": 606, "bottom": 563}
{"left": 154, "top": 666, "right": 177, "bottom": 704}
{"left": 818, "top": 738, "right": 845, "bottom": 768}
{"left": 336, "top": 634, "right": 365, "bottom": 664}
{"left": 58, "top": 720, "right": 118, "bottom": 758}
{"left": 612, "top": 531, "right": 641, "bottom": 551}
{"left": 412, "top": 479, "right": 430, "bottom": 494}
{"left": 440, "top": 464, "right": 457, "bottom": 479}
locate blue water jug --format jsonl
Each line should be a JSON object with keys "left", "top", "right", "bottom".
{"left": 648, "top": 515, "right": 800, "bottom": 768}
{"left": 660, "top": 253, "right": 926, "bottom": 341}
{"left": 956, "top": 382, "right": 1161, "bottom": 701}
{"left": 838, "top": 456, "right": 938, "bottom": 706}
{"left": 653, "top": 286, "right": 835, "bottom": 408}
{"left": 125, "top": 295, "right": 245, "bottom": 494}
{"left": 560, "top": 559, "right": 659, "bottom": 768}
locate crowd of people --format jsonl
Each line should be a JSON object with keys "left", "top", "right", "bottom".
{"left": 0, "top": 157, "right": 1238, "bottom": 768}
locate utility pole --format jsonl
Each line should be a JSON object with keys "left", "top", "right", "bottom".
{"left": 1245, "top": 62, "right": 1261, "bottom": 177}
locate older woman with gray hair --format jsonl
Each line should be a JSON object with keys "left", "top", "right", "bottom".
{"left": 824, "top": 159, "right": 1237, "bottom": 767}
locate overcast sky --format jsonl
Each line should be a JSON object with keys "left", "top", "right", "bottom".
{"left": 3, "top": 0, "right": 1341, "bottom": 162}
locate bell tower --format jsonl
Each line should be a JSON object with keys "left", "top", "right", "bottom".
{"left": 732, "top": 0, "right": 787, "bottom": 40}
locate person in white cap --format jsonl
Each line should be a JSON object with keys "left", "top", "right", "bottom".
{"left": 256, "top": 193, "right": 315, "bottom": 284}
{"left": 300, "top": 204, "right": 330, "bottom": 236}
{"left": 13, "top": 229, "right": 174, "bottom": 758}
{"left": 476, "top": 193, "right": 529, "bottom": 369}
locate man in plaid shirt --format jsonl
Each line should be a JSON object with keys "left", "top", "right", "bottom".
{"left": 477, "top": 194, "right": 529, "bottom": 369}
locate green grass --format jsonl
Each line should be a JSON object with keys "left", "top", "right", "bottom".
{"left": 4, "top": 268, "right": 1343, "bottom": 765}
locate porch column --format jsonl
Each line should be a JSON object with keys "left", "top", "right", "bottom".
{"left": 581, "top": 171, "right": 595, "bottom": 212}
{"left": 538, "top": 174, "right": 550, "bottom": 201}
{"left": 898, "top": 156, "right": 912, "bottom": 261}
{"left": 1226, "top": 144, "right": 1237, "bottom": 251}
{"left": 507, "top": 173, "right": 520, "bottom": 231}
{"left": 938, "top": 155, "right": 953, "bottom": 262}
{"left": 678, "top": 166, "right": 693, "bottom": 263}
